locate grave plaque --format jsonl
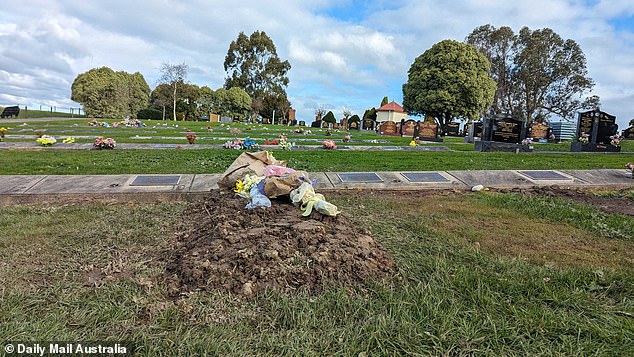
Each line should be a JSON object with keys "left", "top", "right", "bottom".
{"left": 338, "top": 173, "right": 383, "bottom": 182}
{"left": 402, "top": 172, "right": 449, "bottom": 182}
{"left": 131, "top": 175, "right": 181, "bottom": 186}
{"left": 401, "top": 119, "right": 417, "bottom": 137}
{"left": 378, "top": 121, "right": 400, "bottom": 136}
{"left": 578, "top": 110, "right": 594, "bottom": 137}
{"left": 519, "top": 170, "right": 571, "bottom": 181}
{"left": 530, "top": 123, "right": 549, "bottom": 140}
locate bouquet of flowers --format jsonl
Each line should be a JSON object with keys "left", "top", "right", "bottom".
{"left": 521, "top": 138, "right": 533, "bottom": 145}
{"left": 234, "top": 173, "right": 264, "bottom": 198}
{"left": 279, "top": 137, "right": 294, "bottom": 150}
{"left": 243, "top": 137, "right": 259, "bottom": 150}
{"left": 322, "top": 139, "right": 337, "bottom": 149}
{"left": 578, "top": 132, "right": 590, "bottom": 144}
{"left": 185, "top": 133, "right": 197, "bottom": 144}
{"left": 0, "top": 127, "right": 7, "bottom": 140}
{"left": 610, "top": 134, "right": 622, "bottom": 147}
{"left": 626, "top": 162, "right": 633, "bottom": 178}
{"left": 94, "top": 137, "right": 116, "bottom": 149}
{"left": 223, "top": 138, "right": 244, "bottom": 149}
{"left": 36, "top": 135, "right": 57, "bottom": 146}
{"left": 342, "top": 133, "right": 351, "bottom": 143}
{"left": 62, "top": 137, "right": 75, "bottom": 144}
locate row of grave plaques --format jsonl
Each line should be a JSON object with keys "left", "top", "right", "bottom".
{"left": 377, "top": 119, "right": 444, "bottom": 142}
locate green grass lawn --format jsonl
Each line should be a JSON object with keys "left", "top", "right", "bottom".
{"left": 0, "top": 149, "right": 632, "bottom": 174}
{"left": 1, "top": 191, "right": 632, "bottom": 355}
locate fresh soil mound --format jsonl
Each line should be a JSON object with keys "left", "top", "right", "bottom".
{"left": 164, "top": 190, "right": 395, "bottom": 298}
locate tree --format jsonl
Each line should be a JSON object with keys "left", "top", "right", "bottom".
{"left": 402, "top": 40, "right": 496, "bottom": 133}
{"left": 363, "top": 107, "right": 377, "bottom": 121}
{"left": 322, "top": 111, "right": 336, "bottom": 124}
{"left": 380, "top": 96, "right": 389, "bottom": 107}
{"left": 261, "top": 91, "right": 291, "bottom": 122}
{"left": 466, "top": 25, "right": 597, "bottom": 123}
{"left": 314, "top": 106, "right": 327, "bottom": 120}
{"left": 71, "top": 66, "right": 150, "bottom": 118}
{"left": 342, "top": 108, "right": 352, "bottom": 119}
{"left": 224, "top": 31, "right": 291, "bottom": 118}
{"left": 150, "top": 83, "right": 173, "bottom": 120}
{"left": 159, "top": 62, "right": 188, "bottom": 120}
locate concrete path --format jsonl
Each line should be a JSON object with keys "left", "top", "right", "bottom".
{"left": 1, "top": 169, "right": 632, "bottom": 205}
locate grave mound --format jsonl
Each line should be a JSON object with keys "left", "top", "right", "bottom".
{"left": 163, "top": 190, "right": 395, "bottom": 298}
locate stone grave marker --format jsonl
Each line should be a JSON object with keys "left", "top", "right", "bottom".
{"left": 464, "top": 122, "right": 483, "bottom": 143}
{"left": 414, "top": 120, "right": 443, "bottom": 142}
{"left": 299, "top": 120, "right": 306, "bottom": 127}
{"left": 400, "top": 119, "right": 417, "bottom": 137}
{"left": 476, "top": 116, "right": 530, "bottom": 152}
{"left": 378, "top": 121, "right": 400, "bottom": 136}
{"left": 446, "top": 122, "right": 460, "bottom": 136}
{"left": 571, "top": 109, "right": 620, "bottom": 152}
{"left": 362, "top": 118, "right": 375, "bottom": 130}
{"left": 530, "top": 122, "right": 550, "bottom": 142}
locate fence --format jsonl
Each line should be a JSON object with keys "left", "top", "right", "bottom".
{"left": 0, "top": 104, "right": 84, "bottom": 116}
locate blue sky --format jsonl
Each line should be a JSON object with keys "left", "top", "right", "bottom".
{"left": 0, "top": 0, "right": 633, "bottom": 128}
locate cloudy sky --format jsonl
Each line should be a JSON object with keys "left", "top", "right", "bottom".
{"left": 0, "top": 0, "right": 633, "bottom": 128}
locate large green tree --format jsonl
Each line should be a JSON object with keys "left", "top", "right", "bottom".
{"left": 71, "top": 67, "right": 150, "bottom": 118}
{"left": 402, "top": 40, "right": 496, "bottom": 133}
{"left": 466, "top": 25, "right": 598, "bottom": 123}
{"left": 224, "top": 31, "right": 291, "bottom": 119}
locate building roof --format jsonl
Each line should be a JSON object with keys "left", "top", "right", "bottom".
{"left": 377, "top": 101, "right": 405, "bottom": 112}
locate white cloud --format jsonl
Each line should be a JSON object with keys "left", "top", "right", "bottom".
{"left": 0, "top": 1, "right": 632, "bottom": 127}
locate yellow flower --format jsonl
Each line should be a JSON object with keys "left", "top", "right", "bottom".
{"left": 234, "top": 180, "right": 244, "bottom": 193}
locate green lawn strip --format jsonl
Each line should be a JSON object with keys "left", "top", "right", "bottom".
{"left": 1, "top": 149, "right": 631, "bottom": 175}
{"left": 1, "top": 194, "right": 632, "bottom": 354}
{"left": 476, "top": 192, "right": 634, "bottom": 240}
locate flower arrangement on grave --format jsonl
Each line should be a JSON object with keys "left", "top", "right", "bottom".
{"left": 409, "top": 140, "right": 417, "bottom": 147}
{"left": 35, "top": 130, "right": 43, "bottom": 138}
{"left": 93, "top": 137, "right": 116, "bottom": 150}
{"left": 62, "top": 137, "right": 75, "bottom": 144}
{"left": 278, "top": 137, "right": 294, "bottom": 150}
{"left": 322, "top": 139, "right": 337, "bottom": 150}
{"left": 325, "top": 129, "right": 333, "bottom": 136}
{"left": 223, "top": 138, "right": 244, "bottom": 149}
{"left": 234, "top": 173, "right": 264, "bottom": 198}
{"left": 610, "top": 134, "right": 622, "bottom": 147}
{"left": 626, "top": 162, "right": 634, "bottom": 178}
{"left": 230, "top": 128, "right": 242, "bottom": 136}
{"left": 521, "top": 137, "right": 533, "bottom": 145}
{"left": 0, "top": 127, "right": 7, "bottom": 140}
{"left": 578, "top": 132, "right": 590, "bottom": 144}
{"left": 36, "top": 135, "right": 56, "bottom": 146}
{"left": 342, "top": 133, "right": 351, "bottom": 143}
{"left": 243, "top": 137, "right": 259, "bottom": 150}
{"left": 186, "top": 133, "right": 197, "bottom": 144}
{"left": 549, "top": 133, "right": 555, "bottom": 140}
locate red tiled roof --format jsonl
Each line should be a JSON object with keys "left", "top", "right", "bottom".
{"left": 377, "top": 101, "right": 405, "bottom": 112}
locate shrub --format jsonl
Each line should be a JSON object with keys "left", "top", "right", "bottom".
{"left": 137, "top": 108, "right": 163, "bottom": 120}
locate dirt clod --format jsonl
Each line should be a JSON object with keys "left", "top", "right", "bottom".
{"left": 164, "top": 190, "right": 395, "bottom": 298}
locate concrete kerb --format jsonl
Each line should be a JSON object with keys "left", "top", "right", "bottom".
{"left": 0, "top": 170, "right": 632, "bottom": 206}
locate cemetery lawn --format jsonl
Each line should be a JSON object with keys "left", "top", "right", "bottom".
{"left": 0, "top": 149, "right": 632, "bottom": 174}
{"left": 1, "top": 190, "right": 632, "bottom": 355}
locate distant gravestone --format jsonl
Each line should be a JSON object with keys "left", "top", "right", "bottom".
{"left": 311, "top": 120, "right": 321, "bottom": 128}
{"left": 378, "top": 121, "right": 400, "bottom": 136}
{"left": 400, "top": 119, "right": 417, "bottom": 137}
{"left": 415, "top": 120, "right": 443, "bottom": 142}
{"left": 362, "top": 118, "right": 375, "bottom": 130}
{"left": 445, "top": 122, "right": 460, "bottom": 136}
{"left": 623, "top": 127, "right": 634, "bottom": 139}
{"left": 333, "top": 122, "right": 339, "bottom": 130}
{"left": 475, "top": 116, "right": 530, "bottom": 152}
{"left": 299, "top": 120, "right": 306, "bottom": 127}
{"left": 464, "top": 122, "right": 483, "bottom": 143}
{"left": 530, "top": 123, "right": 550, "bottom": 141}
{"left": 571, "top": 109, "right": 620, "bottom": 152}
{"left": 340, "top": 118, "right": 348, "bottom": 130}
